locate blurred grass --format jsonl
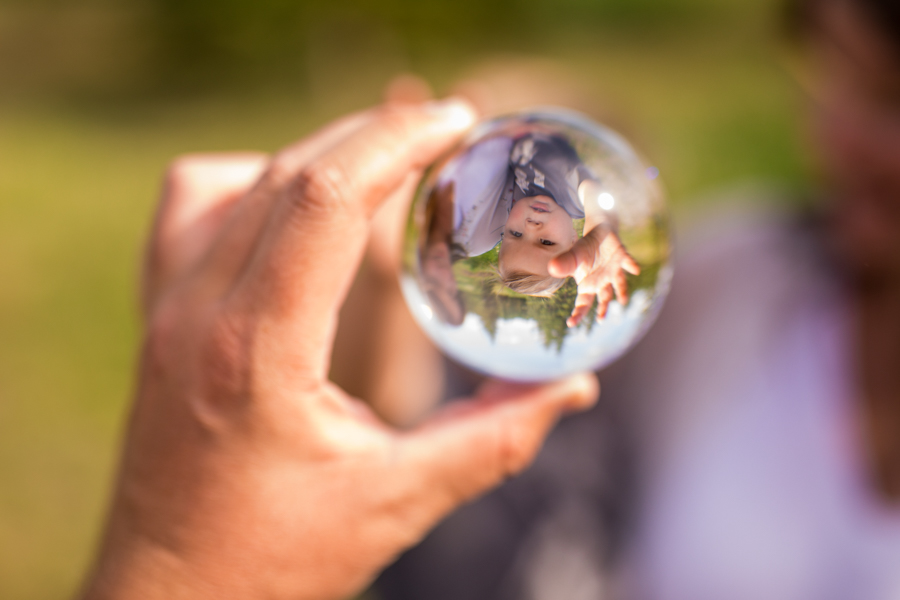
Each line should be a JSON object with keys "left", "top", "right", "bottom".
{"left": 0, "top": 0, "right": 810, "bottom": 598}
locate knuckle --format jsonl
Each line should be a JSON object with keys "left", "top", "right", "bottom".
{"left": 147, "top": 299, "right": 254, "bottom": 407}
{"left": 142, "top": 288, "right": 261, "bottom": 433}
{"left": 263, "top": 154, "right": 295, "bottom": 188}
{"left": 178, "top": 307, "right": 259, "bottom": 432}
{"left": 290, "top": 159, "right": 352, "bottom": 219}
{"left": 198, "top": 309, "right": 252, "bottom": 402}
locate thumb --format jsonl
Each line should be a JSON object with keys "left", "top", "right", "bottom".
{"left": 399, "top": 373, "right": 599, "bottom": 516}
{"left": 548, "top": 249, "right": 578, "bottom": 278}
{"left": 549, "top": 231, "right": 601, "bottom": 280}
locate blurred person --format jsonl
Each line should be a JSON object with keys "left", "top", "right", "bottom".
{"left": 74, "top": 98, "right": 601, "bottom": 600}
{"left": 371, "top": 0, "right": 900, "bottom": 599}
{"left": 619, "top": 2, "right": 900, "bottom": 599}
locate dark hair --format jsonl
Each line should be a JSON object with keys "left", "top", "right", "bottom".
{"left": 786, "top": 0, "right": 900, "bottom": 55}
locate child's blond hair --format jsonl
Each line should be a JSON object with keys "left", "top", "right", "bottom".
{"left": 499, "top": 270, "right": 567, "bottom": 297}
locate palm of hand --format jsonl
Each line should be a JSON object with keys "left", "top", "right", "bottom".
{"left": 561, "top": 229, "right": 641, "bottom": 328}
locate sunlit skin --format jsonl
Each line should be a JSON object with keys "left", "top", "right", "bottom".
{"left": 76, "top": 100, "right": 600, "bottom": 600}
{"left": 498, "top": 195, "right": 578, "bottom": 277}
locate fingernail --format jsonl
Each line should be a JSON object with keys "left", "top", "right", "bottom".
{"left": 425, "top": 97, "right": 477, "bottom": 130}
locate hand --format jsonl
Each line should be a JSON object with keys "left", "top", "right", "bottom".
{"left": 79, "top": 100, "right": 599, "bottom": 600}
{"left": 419, "top": 181, "right": 466, "bottom": 325}
{"left": 549, "top": 226, "right": 641, "bottom": 328}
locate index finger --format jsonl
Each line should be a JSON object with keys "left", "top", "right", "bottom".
{"left": 235, "top": 99, "right": 477, "bottom": 379}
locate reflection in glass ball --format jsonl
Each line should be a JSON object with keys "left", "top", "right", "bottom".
{"left": 401, "top": 109, "right": 672, "bottom": 381}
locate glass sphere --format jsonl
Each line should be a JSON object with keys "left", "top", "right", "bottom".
{"left": 401, "top": 109, "right": 672, "bottom": 381}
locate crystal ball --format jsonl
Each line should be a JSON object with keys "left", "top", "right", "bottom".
{"left": 401, "top": 109, "right": 672, "bottom": 381}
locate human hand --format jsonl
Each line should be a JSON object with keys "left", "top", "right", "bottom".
{"left": 419, "top": 181, "right": 466, "bottom": 325}
{"left": 549, "top": 226, "right": 641, "bottom": 328}
{"left": 79, "top": 100, "right": 599, "bottom": 600}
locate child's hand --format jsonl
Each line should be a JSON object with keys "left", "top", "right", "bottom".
{"left": 549, "top": 227, "right": 641, "bottom": 327}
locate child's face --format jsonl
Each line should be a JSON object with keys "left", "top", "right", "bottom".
{"left": 498, "top": 195, "right": 578, "bottom": 276}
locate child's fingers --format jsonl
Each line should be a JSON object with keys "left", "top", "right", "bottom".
{"left": 596, "top": 299, "right": 609, "bottom": 321}
{"left": 567, "top": 291, "right": 595, "bottom": 327}
{"left": 623, "top": 253, "right": 641, "bottom": 275}
{"left": 596, "top": 284, "right": 614, "bottom": 321}
{"left": 612, "top": 270, "right": 630, "bottom": 306}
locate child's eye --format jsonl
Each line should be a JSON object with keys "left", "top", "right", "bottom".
{"left": 541, "top": 239, "right": 555, "bottom": 246}
{"left": 510, "top": 230, "right": 523, "bottom": 238}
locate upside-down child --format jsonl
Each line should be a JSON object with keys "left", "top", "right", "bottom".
{"left": 423, "top": 131, "right": 640, "bottom": 327}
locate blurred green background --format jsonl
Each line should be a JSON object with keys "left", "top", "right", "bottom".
{"left": 0, "top": 0, "right": 808, "bottom": 598}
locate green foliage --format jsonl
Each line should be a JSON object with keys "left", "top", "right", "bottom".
{"left": 144, "top": 0, "right": 729, "bottom": 86}
{"left": 525, "top": 279, "right": 582, "bottom": 351}
{"left": 451, "top": 236, "right": 667, "bottom": 352}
